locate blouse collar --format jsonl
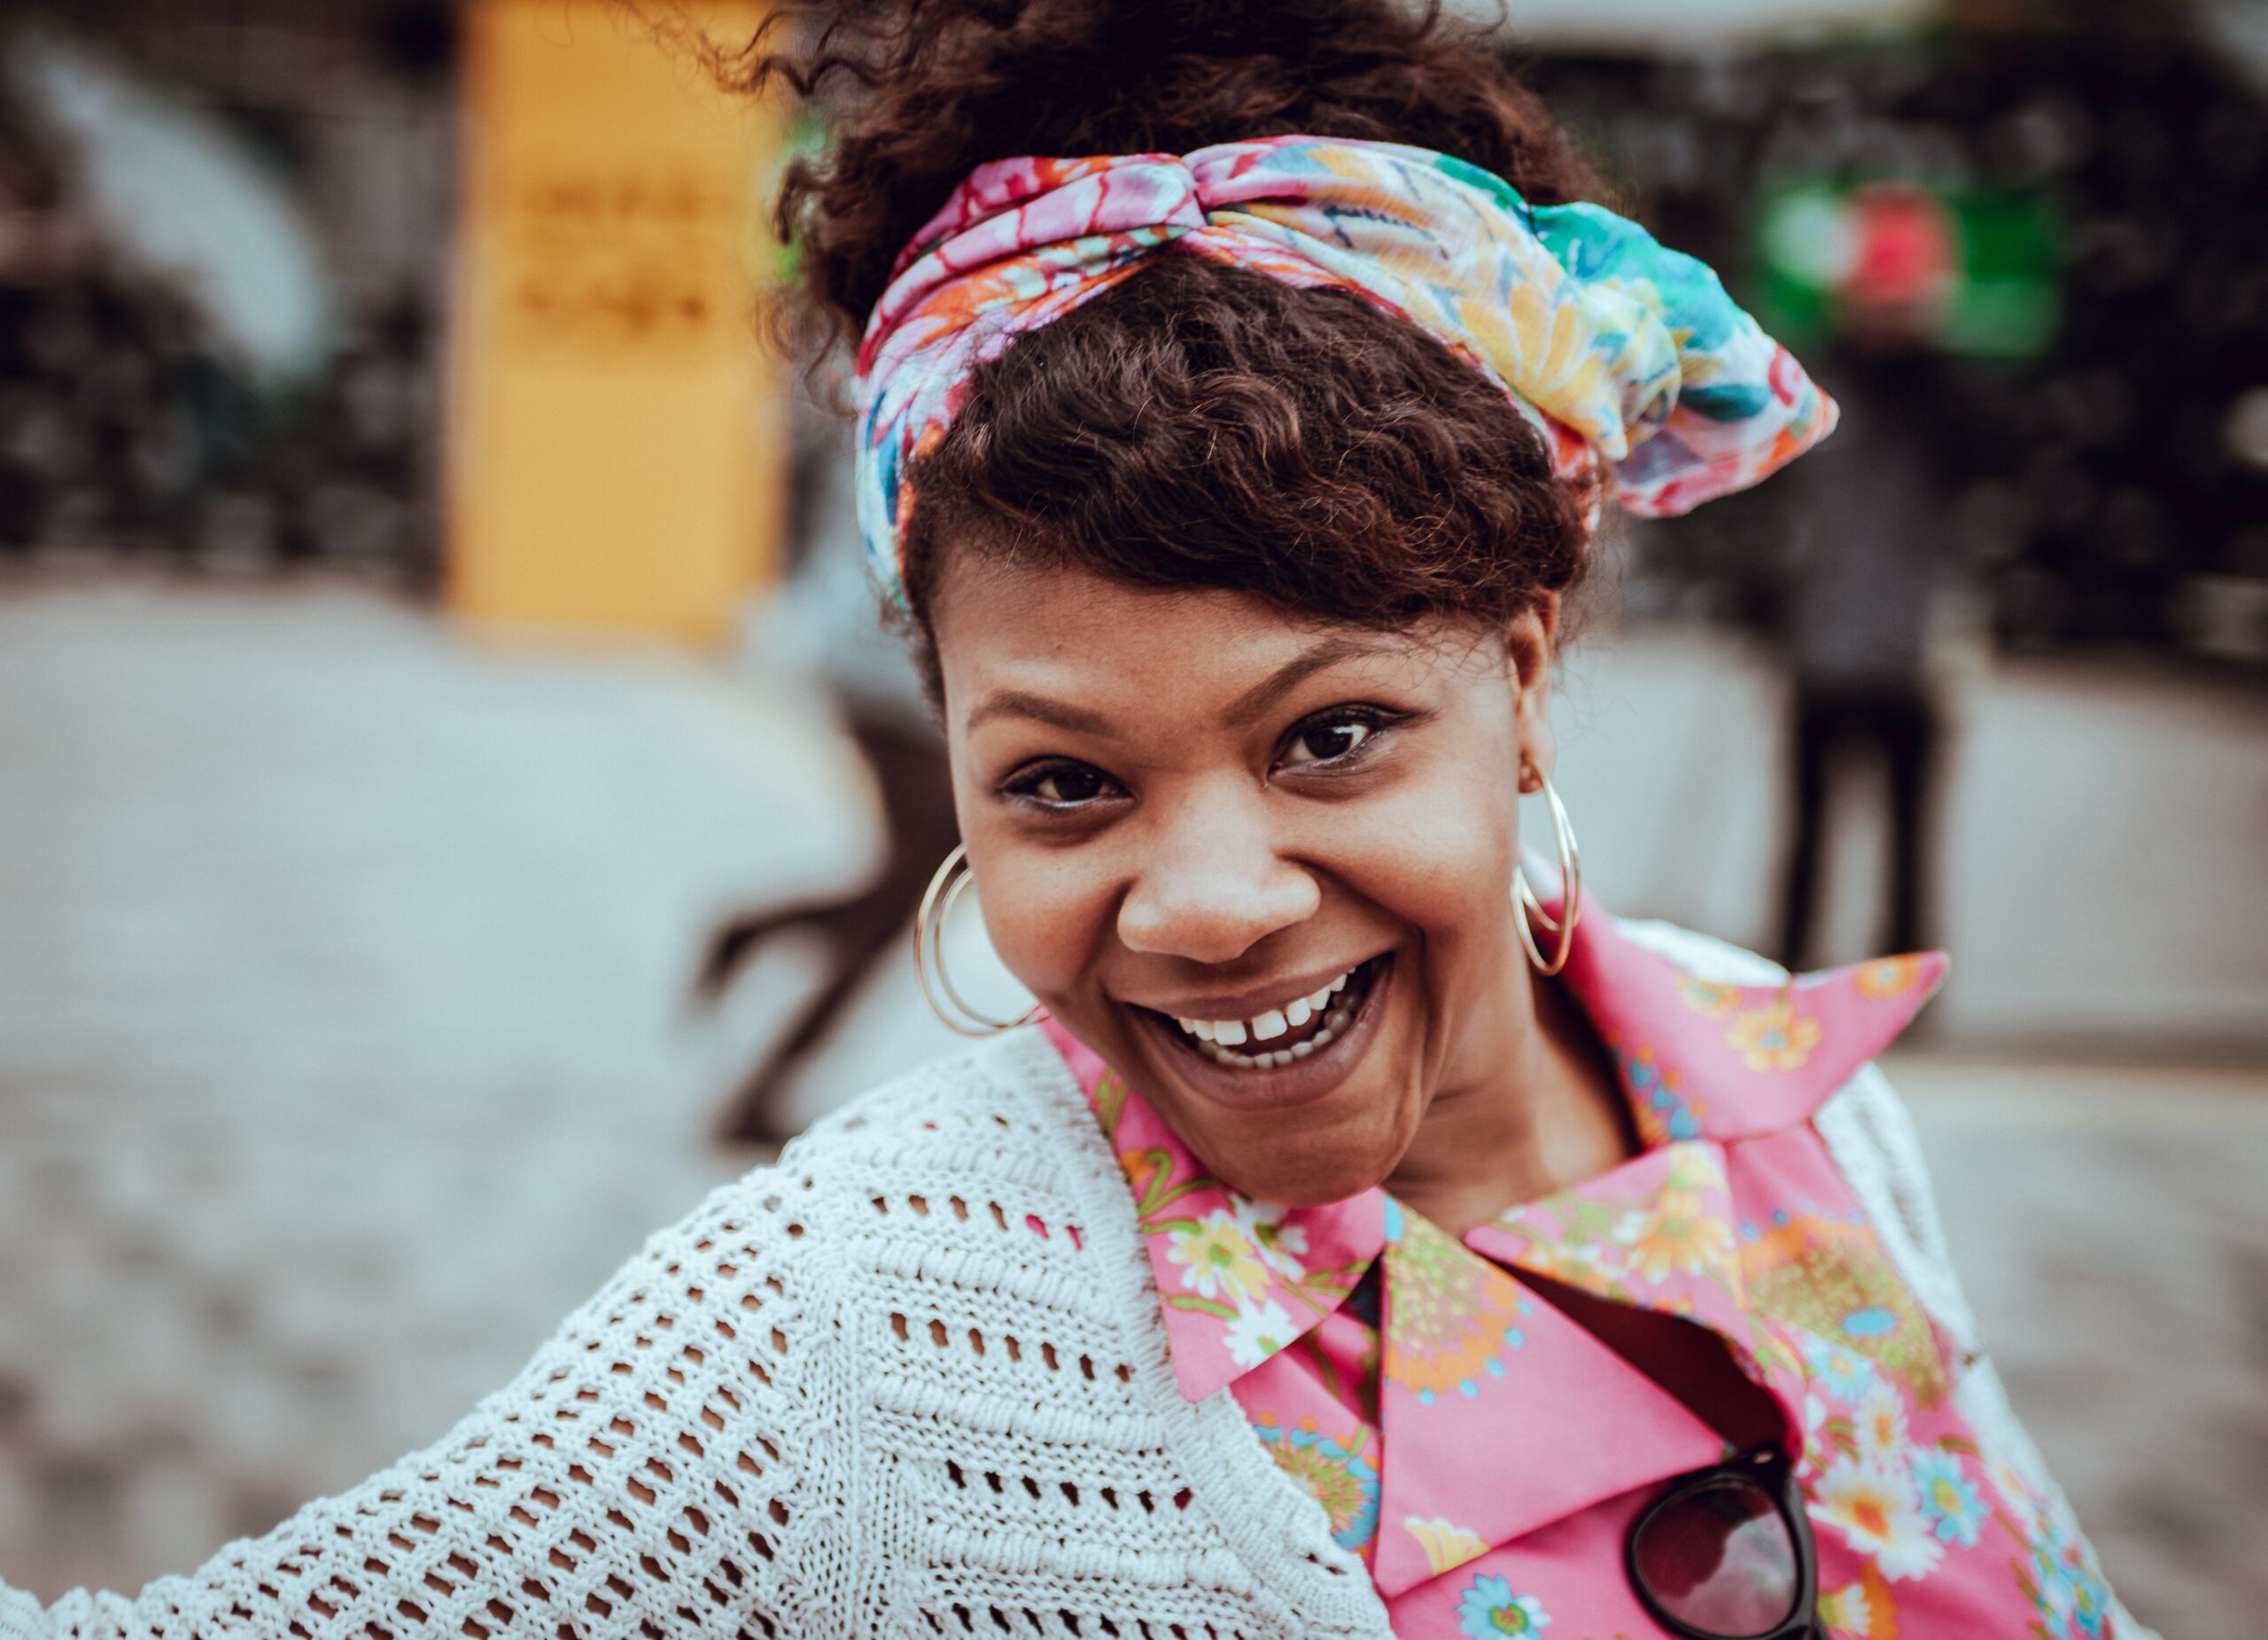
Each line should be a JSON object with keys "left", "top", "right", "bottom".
{"left": 1042, "top": 890, "right": 1945, "bottom": 1410}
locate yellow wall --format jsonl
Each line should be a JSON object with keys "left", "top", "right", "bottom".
{"left": 448, "top": 0, "right": 781, "bottom": 646}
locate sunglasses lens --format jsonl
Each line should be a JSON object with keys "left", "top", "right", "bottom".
{"left": 1632, "top": 1475, "right": 1802, "bottom": 1637}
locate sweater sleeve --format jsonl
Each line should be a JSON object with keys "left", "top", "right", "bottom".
{"left": 0, "top": 1163, "right": 831, "bottom": 1640}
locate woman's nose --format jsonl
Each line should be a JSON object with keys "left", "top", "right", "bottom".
{"left": 1115, "top": 789, "right": 1319, "bottom": 965}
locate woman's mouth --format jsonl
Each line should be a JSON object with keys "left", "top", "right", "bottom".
{"left": 1127, "top": 954, "right": 1394, "bottom": 1112}
{"left": 1168, "top": 958, "right": 1375, "bottom": 1068}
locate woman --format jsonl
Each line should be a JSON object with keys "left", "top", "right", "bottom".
{"left": 2, "top": 4, "right": 2146, "bottom": 1636}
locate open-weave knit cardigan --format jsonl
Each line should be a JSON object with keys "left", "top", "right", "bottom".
{"left": 5, "top": 921, "right": 2150, "bottom": 1640}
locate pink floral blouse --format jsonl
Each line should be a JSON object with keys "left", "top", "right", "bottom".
{"left": 1041, "top": 898, "right": 2124, "bottom": 1639}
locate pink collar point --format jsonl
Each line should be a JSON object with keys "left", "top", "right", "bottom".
{"left": 1557, "top": 905, "right": 1946, "bottom": 1144}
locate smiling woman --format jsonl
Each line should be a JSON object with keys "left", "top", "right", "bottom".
{"left": 0, "top": 3, "right": 2153, "bottom": 1639}
{"left": 937, "top": 575, "right": 1609, "bottom": 1221}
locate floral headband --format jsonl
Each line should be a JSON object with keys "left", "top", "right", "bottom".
{"left": 854, "top": 135, "right": 1838, "bottom": 607}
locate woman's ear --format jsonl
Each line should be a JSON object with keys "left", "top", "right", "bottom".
{"left": 1503, "top": 593, "right": 1560, "bottom": 793}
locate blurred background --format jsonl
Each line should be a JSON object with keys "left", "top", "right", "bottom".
{"left": 0, "top": 0, "right": 2261, "bottom": 1630}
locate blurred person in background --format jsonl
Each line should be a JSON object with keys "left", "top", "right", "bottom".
{"left": 0, "top": 4, "right": 2155, "bottom": 1638}
{"left": 695, "top": 359, "right": 956, "bottom": 1142}
{"left": 1774, "top": 183, "right": 1962, "bottom": 972}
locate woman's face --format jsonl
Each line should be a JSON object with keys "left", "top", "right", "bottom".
{"left": 932, "top": 557, "right": 1557, "bottom": 1206}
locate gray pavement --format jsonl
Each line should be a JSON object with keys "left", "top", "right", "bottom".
{"left": 0, "top": 574, "right": 2260, "bottom": 1636}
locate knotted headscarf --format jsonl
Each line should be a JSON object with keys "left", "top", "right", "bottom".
{"left": 855, "top": 135, "right": 1837, "bottom": 605}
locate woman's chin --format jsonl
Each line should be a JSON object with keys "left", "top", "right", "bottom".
{"left": 1108, "top": 968, "right": 1420, "bottom": 1206}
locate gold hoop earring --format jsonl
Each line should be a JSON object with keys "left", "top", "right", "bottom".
{"left": 914, "top": 843, "right": 1042, "bottom": 1036}
{"left": 1512, "top": 773, "right": 1581, "bottom": 977}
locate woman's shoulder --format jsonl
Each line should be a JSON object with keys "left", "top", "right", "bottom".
{"left": 777, "top": 1025, "right": 1096, "bottom": 1173}
{"left": 672, "top": 1026, "right": 1119, "bottom": 1280}
{"left": 640, "top": 1028, "right": 1168, "bottom": 1443}
{"left": 559, "top": 1027, "right": 1128, "bottom": 1406}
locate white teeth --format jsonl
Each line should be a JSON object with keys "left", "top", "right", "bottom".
{"left": 1171, "top": 960, "right": 1374, "bottom": 1068}
{"left": 1200, "top": 1013, "right": 1348, "bottom": 1069}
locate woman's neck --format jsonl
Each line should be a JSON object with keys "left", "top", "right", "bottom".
{"left": 1384, "top": 966, "right": 1635, "bottom": 1240}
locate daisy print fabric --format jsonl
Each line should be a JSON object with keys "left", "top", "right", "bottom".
{"left": 1044, "top": 897, "right": 2131, "bottom": 1637}
{"left": 854, "top": 135, "right": 1840, "bottom": 603}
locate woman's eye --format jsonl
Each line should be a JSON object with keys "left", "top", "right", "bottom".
{"left": 1278, "top": 711, "right": 1386, "bottom": 769}
{"left": 1005, "top": 761, "right": 1121, "bottom": 808}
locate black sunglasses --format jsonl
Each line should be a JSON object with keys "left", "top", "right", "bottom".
{"left": 1625, "top": 1444, "right": 1819, "bottom": 1640}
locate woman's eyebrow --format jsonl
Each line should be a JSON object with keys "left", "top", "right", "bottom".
{"left": 965, "top": 633, "right": 1399, "bottom": 737}
{"left": 1221, "top": 633, "right": 1399, "bottom": 726}
{"left": 964, "top": 690, "right": 1113, "bottom": 735}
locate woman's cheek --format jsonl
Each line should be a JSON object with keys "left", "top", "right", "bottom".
{"left": 1336, "top": 769, "right": 1515, "bottom": 943}
{"left": 972, "top": 845, "right": 1111, "bottom": 1004}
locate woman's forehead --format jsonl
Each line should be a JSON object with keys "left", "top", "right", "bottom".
{"left": 936, "top": 561, "right": 1284, "bottom": 689}
{"left": 933, "top": 561, "right": 1481, "bottom": 722}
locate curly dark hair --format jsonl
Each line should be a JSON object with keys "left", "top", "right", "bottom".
{"left": 722, "top": 0, "right": 1602, "bottom": 679}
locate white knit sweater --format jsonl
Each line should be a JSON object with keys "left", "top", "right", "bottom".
{"left": 3, "top": 921, "right": 2150, "bottom": 1639}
